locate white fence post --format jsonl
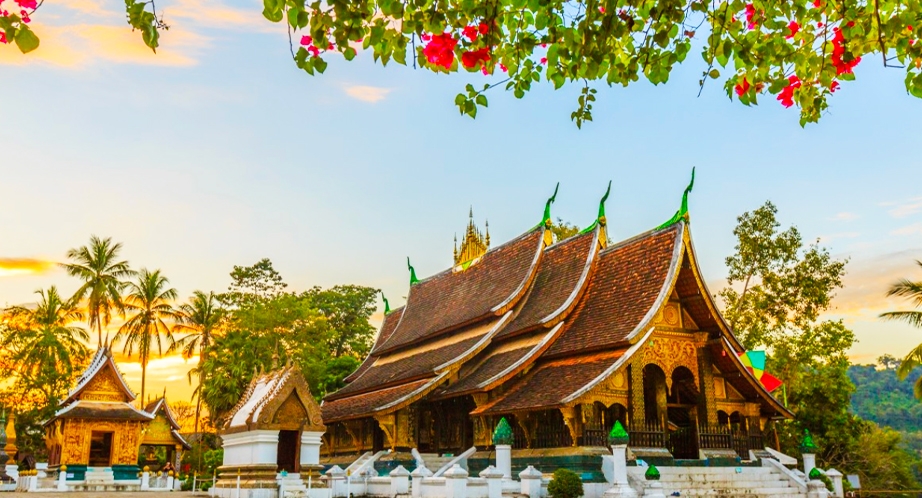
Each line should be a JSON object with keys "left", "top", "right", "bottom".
{"left": 480, "top": 465, "right": 503, "bottom": 498}
{"left": 519, "top": 466, "right": 542, "bottom": 498}
{"left": 444, "top": 465, "right": 468, "bottom": 498}
{"left": 390, "top": 465, "right": 410, "bottom": 496}
{"left": 410, "top": 464, "right": 432, "bottom": 498}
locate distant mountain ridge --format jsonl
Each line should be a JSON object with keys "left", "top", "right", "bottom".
{"left": 849, "top": 361, "right": 922, "bottom": 453}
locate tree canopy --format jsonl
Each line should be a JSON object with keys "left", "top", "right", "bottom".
{"left": 6, "top": 0, "right": 922, "bottom": 126}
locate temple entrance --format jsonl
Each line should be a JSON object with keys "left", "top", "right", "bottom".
{"left": 416, "top": 397, "right": 475, "bottom": 454}
{"left": 666, "top": 366, "right": 700, "bottom": 459}
{"left": 372, "top": 423, "right": 385, "bottom": 452}
{"left": 277, "top": 430, "right": 300, "bottom": 473}
{"left": 89, "top": 431, "right": 113, "bottom": 467}
{"left": 642, "top": 365, "right": 667, "bottom": 424}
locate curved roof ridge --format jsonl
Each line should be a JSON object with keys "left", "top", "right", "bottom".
{"left": 476, "top": 322, "right": 564, "bottom": 392}
{"left": 600, "top": 221, "right": 684, "bottom": 255}
{"left": 624, "top": 221, "right": 686, "bottom": 342}
{"left": 538, "top": 226, "right": 600, "bottom": 326}
{"left": 374, "top": 227, "right": 544, "bottom": 354}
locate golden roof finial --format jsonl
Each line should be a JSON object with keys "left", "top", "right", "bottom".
{"left": 454, "top": 208, "right": 489, "bottom": 265}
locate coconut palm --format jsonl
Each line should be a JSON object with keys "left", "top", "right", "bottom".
{"left": 3, "top": 286, "right": 89, "bottom": 381}
{"left": 170, "top": 290, "right": 225, "bottom": 435}
{"left": 114, "top": 268, "right": 180, "bottom": 406}
{"left": 880, "top": 260, "right": 922, "bottom": 398}
{"left": 62, "top": 236, "right": 134, "bottom": 346}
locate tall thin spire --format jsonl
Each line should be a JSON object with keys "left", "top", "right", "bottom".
{"left": 542, "top": 183, "right": 560, "bottom": 246}
{"left": 381, "top": 290, "right": 391, "bottom": 315}
{"left": 455, "top": 209, "right": 489, "bottom": 265}
{"left": 407, "top": 257, "right": 419, "bottom": 285}
{"left": 657, "top": 167, "right": 695, "bottom": 230}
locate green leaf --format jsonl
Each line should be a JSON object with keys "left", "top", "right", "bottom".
{"left": 14, "top": 25, "right": 39, "bottom": 54}
{"left": 475, "top": 94, "right": 488, "bottom": 107}
{"left": 709, "top": 68, "right": 720, "bottom": 79}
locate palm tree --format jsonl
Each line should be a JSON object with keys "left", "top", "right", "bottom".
{"left": 62, "top": 236, "right": 134, "bottom": 346}
{"left": 880, "top": 260, "right": 922, "bottom": 398}
{"left": 1, "top": 287, "right": 90, "bottom": 403}
{"left": 170, "top": 291, "right": 225, "bottom": 435}
{"left": 114, "top": 268, "right": 180, "bottom": 406}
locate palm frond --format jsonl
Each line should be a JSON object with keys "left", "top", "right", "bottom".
{"left": 879, "top": 311, "right": 922, "bottom": 328}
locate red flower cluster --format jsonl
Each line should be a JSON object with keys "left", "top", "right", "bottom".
{"left": 786, "top": 21, "right": 799, "bottom": 39}
{"left": 813, "top": 0, "right": 822, "bottom": 7}
{"left": 745, "top": 4, "right": 757, "bottom": 29}
{"left": 777, "top": 76, "right": 801, "bottom": 107}
{"left": 0, "top": 31, "right": 6, "bottom": 44}
{"left": 830, "top": 81, "right": 840, "bottom": 92}
{"left": 734, "top": 77, "right": 750, "bottom": 96}
{"left": 14, "top": 0, "right": 36, "bottom": 9}
{"left": 461, "top": 48, "right": 490, "bottom": 69}
{"left": 462, "top": 23, "right": 489, "bottom": 42}
{"left": 424, "top": 32, "right": 457, "bottom": 69}
{"left": 831, "top": 27, "right": 861, "bottom": 75}
{"left": 300, "top": 35, "right": 322, "bottom": 57}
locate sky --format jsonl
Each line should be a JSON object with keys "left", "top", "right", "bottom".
{"left": 1, "top": 0, "right": 921, "bottom": 405}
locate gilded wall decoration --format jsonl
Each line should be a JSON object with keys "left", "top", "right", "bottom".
{"left": 472, "top": 416, "right": 492, "bottom": 447}
{"left": 273, "top": 393, "right": 308, "bottom": 429}
{"left": 558, "top": 406, "right": 580, "bottom": 447}
{"left": 654, "top": 302, "right": 682, "bottom": 328}
{"left": 641, "top": 335, "right": 700, "bottom": 391}
{"left": 373, "top": 414, "right": 396, "bottom": 450}
{"left": 79, "top": 368, "right": 126, "bottom": 402}
{"left": 142, "top": 416, "right": 174, "bottom": 445}
{"left": 60, "top": 419, "right": 142, "bottom": 465}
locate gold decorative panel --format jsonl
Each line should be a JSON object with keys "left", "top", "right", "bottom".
{"left": 142, "top": 416, "right": 174, "bottom": 445}
{"left": 641, "top": 335, "right": 700, "bottom": 391}
{"left": 60, "top": 419, "right": 142, "bottom": 465}
{"left": 79, "top": 368, "right": 126, "bottom": 402}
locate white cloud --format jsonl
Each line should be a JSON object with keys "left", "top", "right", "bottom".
{"left": 891, "top": 223, "right": 922, "bottom": 236}
{"left": 344, "top": 85, "right": 392, "bottom": 103}
{"left": 831, "top": 212, "right": 858, "bottom": 222}
{"left": 888, "top": 196, "right": 922, "bottom": 218}
{"left": 818, "top": 232, "right": 860, "bottom": 244}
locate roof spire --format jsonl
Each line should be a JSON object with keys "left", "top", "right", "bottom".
{"left": 381, "top": 290, "right": 391, "bottom": 315}
{"left": 542, "top": 183, "right": 560, "bottom": 227}
{"left": 407, "top": 257, "right": 420, "bottom": 285}
{"left": 485, "top": 220, "right": 490, "bottom": 247}
{"left": 597, "top": 181, "right": 612, "bottom": 248}
{"left": 542, "top": 183, "right": 560, "bottom": 246}
{"left": 656, "top": 167, "right": 695, "bottom": 230}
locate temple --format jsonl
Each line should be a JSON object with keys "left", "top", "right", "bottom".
{"left": 44, "top": 347, "right": 188, "bottom": 481}
{"left": 320, "top": 173, "right": 791, "bottom": 471}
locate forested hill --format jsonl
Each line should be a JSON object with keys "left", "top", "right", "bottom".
{"left": 849, "top": 359, "right": 922, "bottom": 452}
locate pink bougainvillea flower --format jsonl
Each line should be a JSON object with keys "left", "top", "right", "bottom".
{"left": 499, "top": 63, "right": 508, "bottom": 72}
{"left": 786, "top": 21, "right": 799, "bottom": 38}
{"left": 817, "top": 22, "right": 824, "bottom": 27}
{"left": 308, "top": 46, "right": 320, "bottom": 57}
{"left": 813, "top": 0, "right": 822, "bottom": 7}
{"left": 599, "top": 6, "right": 606, "bottom": 13}
{"left": 462, "top": 25, "right": 479, "bottom": 41}
{"left": 423, "top": 32, "right": 458, "bottom": 69}
{"left": 300, "top": 35, "right": 312, "bottom": 46}
{"left": 908, "top": 25, "right": 914, "bottom": 31}
{"left": 461, "top": 47, "right": 490, "bottom": 69}
{"left": 327, "top": 42, "right": 334, "bottom": 50}
{"left": 846, "top": 21, "right": 855, "bottom": 27}
{"left": 540, "top": 56, "right": 548, "bottom": 64}
{"left": 14, "top": 0, "right": 36, "bottom": 9}
{"left": 541, "top": 43, "right": 547, "bottom": 48}
{"left": 777, "top": 75, "right": 801, "bottom": 108}
{"left": 744, "top": 4, "right": 758, "bottom": 29}
{"left": 831, "top": 27, "right": 861, "bottom": 75}
{"left": 734, "top": 77, "right": 750, "bottom": 96}
{"left": 0, "top": 31, "right": 6, "bottom": 44}
{"left": 420, "top": 33, "right": 431, "bottom": 42}
{"left": 830, "top": 81, "right": 840, "bottom": 92}
{"left": 20, "top": 9, "right": 28, "bottom": 22}
{"left": 478, "top": 22, "right": 489, "bottom": 35}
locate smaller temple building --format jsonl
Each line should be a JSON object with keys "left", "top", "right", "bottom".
{"left": 44, "top": 347, "right": 188, "bottom": 481}
{"left": 214, "top": 365, "right": 326, "bottom": 498}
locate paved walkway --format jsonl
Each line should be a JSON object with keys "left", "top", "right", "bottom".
{"left": 5, "top": 493, "right": 209, "bottom": 497}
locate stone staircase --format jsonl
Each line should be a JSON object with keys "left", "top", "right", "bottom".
{"left": 418, "top": 453, "right": 455, "bottom": 473}
{"left": 279, "top": 472, "right": 309, "bottom": 497}
{"left": 629, "top": 466, "right": 805, "bottom": 497}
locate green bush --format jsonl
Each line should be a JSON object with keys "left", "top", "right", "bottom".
{"left": 181, "top": 476, "right": 193, "bottom": 491}
{"left": 200, "top": 481, "right": 212, "bottom": 492}
{"left": 547, "top": 469, "right": 583, "bottom": 498}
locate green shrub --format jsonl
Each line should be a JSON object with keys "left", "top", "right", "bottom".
{"left": 547, "top": 469, "right": 583, "bottom": 498}
{"left": 201, "top": 481, "right": 212, "bottom": 492}
{"left": 181, "top": 476, "right": 193, "bottom": 491}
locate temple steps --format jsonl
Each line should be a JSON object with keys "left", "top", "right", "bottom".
{"left": 631, "top": 466, "right": 804, "bottom": 497}
{"left": 418, "top": 454, "right": 455, "bottom": 472}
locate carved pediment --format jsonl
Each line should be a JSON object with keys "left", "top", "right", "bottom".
{"left": 254, "top": 368, "right": 326, "bottom": 432}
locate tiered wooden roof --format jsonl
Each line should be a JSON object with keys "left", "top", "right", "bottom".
{"left": 47, "top": 347, "right": 155, "bottom": 425}
{"left": 322, "top": 190, "right": 791, "bottom": 423}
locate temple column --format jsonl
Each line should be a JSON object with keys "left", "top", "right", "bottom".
{"left": 629, "top": 364, "right": 645, "bottom": 426}
{"left": 697, "top": 347, "right": 718, "bottom": 425}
